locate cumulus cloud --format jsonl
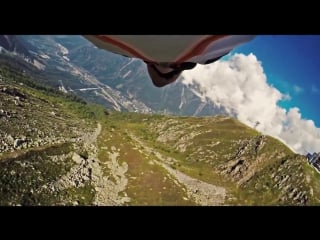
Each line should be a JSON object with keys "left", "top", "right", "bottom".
{"left": 181, "top": 53, "right": 320, "bottom": 154}
{"left": 282, "top": 93, "right": 291, "bottom": 101}
{"left": 293, "top": 85, "right": 304, "bottom": 94}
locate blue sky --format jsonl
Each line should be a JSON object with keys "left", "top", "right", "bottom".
{"left": 234, "top": 35, "right": 320, "bottom": 128}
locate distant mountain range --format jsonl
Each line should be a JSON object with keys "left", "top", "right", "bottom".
{"left": 0, "top": 35, "right": 34, "bottom": 61}
{"left": 0, "top": 35, "right": 226, "bottom": 116}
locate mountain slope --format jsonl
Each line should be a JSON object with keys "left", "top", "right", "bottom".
{"left": 0, "top": 35, "right": 226, "bottom": 116}
{"left": 67, "top": 36, "right": 227, "bottom": 116}
{"left": 0, "top": 65, "right": 102, "bottom": 205}
{"left": 100, "top": 112, "right": 320, "bottom": 205}
{"left": 0, "top": 35, "right": 35, "bottom": 61}
{"left": 1, "top": 66, "right": 320, "bottom": 205}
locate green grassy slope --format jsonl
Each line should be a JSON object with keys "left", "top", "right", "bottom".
{"left": 100, "top": 112, "right": 318, "bottom": 205}
{"left": 0, "top": 66, "right": 319, "bottom": 206}
{"left": 0, "top": 66, "right": 104, "bottom": 205}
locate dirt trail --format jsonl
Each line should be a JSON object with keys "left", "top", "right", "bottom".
{"left": 128, "top": 132, "right": 226, "bottom": 205}
{"left": 94, "top": 146, "right": 130, "bottom": 205}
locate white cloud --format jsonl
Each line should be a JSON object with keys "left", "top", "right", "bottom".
{"left": 293, "top": 85, "right": 304, "bottom": 94}
{"left": 181, "top": 53, "right": 320, "bottom": 154}
{"left": 282, "top": 93, "right": 291, "bottom": 101}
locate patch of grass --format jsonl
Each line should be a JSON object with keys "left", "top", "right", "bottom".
{"left": 58, "top": 183, "right": 96, "bottom": 205}
{"left": 0, "top": 143, "right": 75, "bottom": 206}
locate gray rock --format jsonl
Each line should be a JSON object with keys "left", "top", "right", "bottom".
{"left": 7, "top": 134, "right": 14, "bottom": 143}
{"left": 72, "top": 152, "right": 84, "bottom": 164}
{"left": 14, "top": 139, "right": 25, "bottom": 148}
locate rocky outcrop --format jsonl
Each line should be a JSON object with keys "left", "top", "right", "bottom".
{"left": 218, "top": 135, "right": 267, "bottom": 181}
{"left": 42, "top": 123, "right": 130, "bottom": 206}
{"left": 0, "top": 86, "right": 27, "bottom": 99}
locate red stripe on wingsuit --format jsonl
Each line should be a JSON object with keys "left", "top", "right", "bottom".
{"left": 94, "top": 35, "right": 155, "bottom": 63}
{"left": 174, "top": 35, "right": 229, "bottom": 64}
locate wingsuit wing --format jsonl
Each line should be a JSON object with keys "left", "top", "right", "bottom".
{"left": 83, "top": 35, "right": 255, "bottom": 65}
